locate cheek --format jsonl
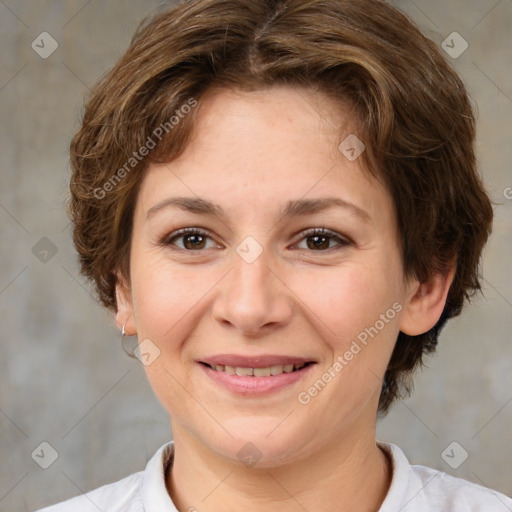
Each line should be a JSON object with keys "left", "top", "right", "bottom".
{"left": 293, "top": 259, "right": 402, "bottom": 348}
{"left": 128, "top": 256, "right": 216, "bottom": 419}
{"left": 290, "top": 262, "right": 404, "bottom": 426}
{"left": 130, "top": 253, "right": 219, "bottom": 341}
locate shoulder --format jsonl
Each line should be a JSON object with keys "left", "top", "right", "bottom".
{"left": 410, "top": 463, "right": 512, "bottom": 511}
{"left": 34, "top": 471, "right": 144, "bottom": 512}
{"left": 34, "top": 442, "right": 176, "bottom": 512}
{"left": 379, "top": 442, "right": 512, "bottom": 512}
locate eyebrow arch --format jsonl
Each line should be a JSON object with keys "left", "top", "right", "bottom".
{"left": 280, "top": 197, "right": 371, "bottom": 223}
{"left": 146, "top": 196, "right": 371, "bottom": 223}
{"left": 146, "top": 197, "right": 226, "bottom": 220}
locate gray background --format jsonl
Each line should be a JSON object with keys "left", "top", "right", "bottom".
{"left": 0, "top": 1, "right": 510, "bottom": 510}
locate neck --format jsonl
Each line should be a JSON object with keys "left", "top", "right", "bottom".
{"left": 167, "top": 423, "right": 391, "bottom": 512}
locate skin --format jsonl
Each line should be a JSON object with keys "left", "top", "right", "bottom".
{"left": 116, "top": 84, "right": 454, "bottom": 512}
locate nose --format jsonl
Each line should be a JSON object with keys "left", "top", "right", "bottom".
{"left": 212, "top": 246, "right": 293, "bottom": 337}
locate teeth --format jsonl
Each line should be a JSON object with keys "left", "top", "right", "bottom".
{"left": 253, "top": 367, "right": 271, "bottom": 377}
{"left": 270, "top": 365, "right": 283, "bottom": 375}
{"left": 209, "top": 363, "right": 307, "bottom": 376}
{"left": 236, "top": 367, "right": 253, "bottom": 376}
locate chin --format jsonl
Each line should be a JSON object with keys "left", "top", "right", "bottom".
{"left": 202, "top": 415, "right": 313, "bottom": 468}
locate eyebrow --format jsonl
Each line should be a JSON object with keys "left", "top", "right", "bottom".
{"left": 147, "top": 197, "right": 227, "bottom": 220}
{"left": 146, "top": 196, "right": 371, "bottom": 223}
{"left": 280, "top": 197, "right": 371, "bottom": 223}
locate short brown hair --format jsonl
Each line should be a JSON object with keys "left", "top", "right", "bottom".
{"left": 69, "top": 0, "right": 493, "bottom": 413}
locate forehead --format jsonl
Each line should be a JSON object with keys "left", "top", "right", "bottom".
{"left": 184, "top": 84, "right": 356, "bottom": 164}
{"left": 136, "top": 85, "right": 392, "bottom": 225}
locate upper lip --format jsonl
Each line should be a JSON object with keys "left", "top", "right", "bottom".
{"left": 199, "top": 354, "right": 316, "bottom": 368}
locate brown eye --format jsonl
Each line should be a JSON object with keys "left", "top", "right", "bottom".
{"left": 306, "top": 234, "right": 331, "bottom": 250}
{"left": 182, "top": 233, "right": 207, "bottom": 250}
{"left": 165, "top": 229, "right": 217, "bottom": 251}
{"left": 296, "top": 228, "right": 351, "bottom": 251}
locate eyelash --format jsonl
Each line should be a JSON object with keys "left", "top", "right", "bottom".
{"left": 162, "top": 227, "right": 352, "bottom": 253}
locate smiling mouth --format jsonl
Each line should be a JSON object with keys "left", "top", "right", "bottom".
{"left": 200, "top": 362, "right": 314, "bottom": 377}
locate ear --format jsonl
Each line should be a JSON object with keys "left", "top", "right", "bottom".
{"left": 399, "top": 263, "right": 456, "bottom": 336}
{"left": 115, "top": 272, "right": 137, "bottom": 336}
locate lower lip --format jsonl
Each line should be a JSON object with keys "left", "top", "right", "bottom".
{"left": 199, "top": 363, "right": 315, "bottom": 395}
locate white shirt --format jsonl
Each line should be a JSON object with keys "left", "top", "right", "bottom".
{"left": 36, "top": 441, "right": 512, "bottom": 511}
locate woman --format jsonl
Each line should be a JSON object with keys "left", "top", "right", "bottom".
{"left": 38, "top": 0, "right": 511, "bottom": 510}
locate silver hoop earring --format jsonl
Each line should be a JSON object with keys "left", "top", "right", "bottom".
{"left": 120, "top": 323, "right": 137, "bottom": 359}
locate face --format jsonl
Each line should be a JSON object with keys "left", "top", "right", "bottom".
{"left": 116, "top": 85, "right": 438, "bottom": 466}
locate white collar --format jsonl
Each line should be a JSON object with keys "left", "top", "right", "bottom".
{"left": 141, "top": 441, "right": 177, "bottom": 511}
{"left": 140, "top": 440, "right": 410, "bottom": 511}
